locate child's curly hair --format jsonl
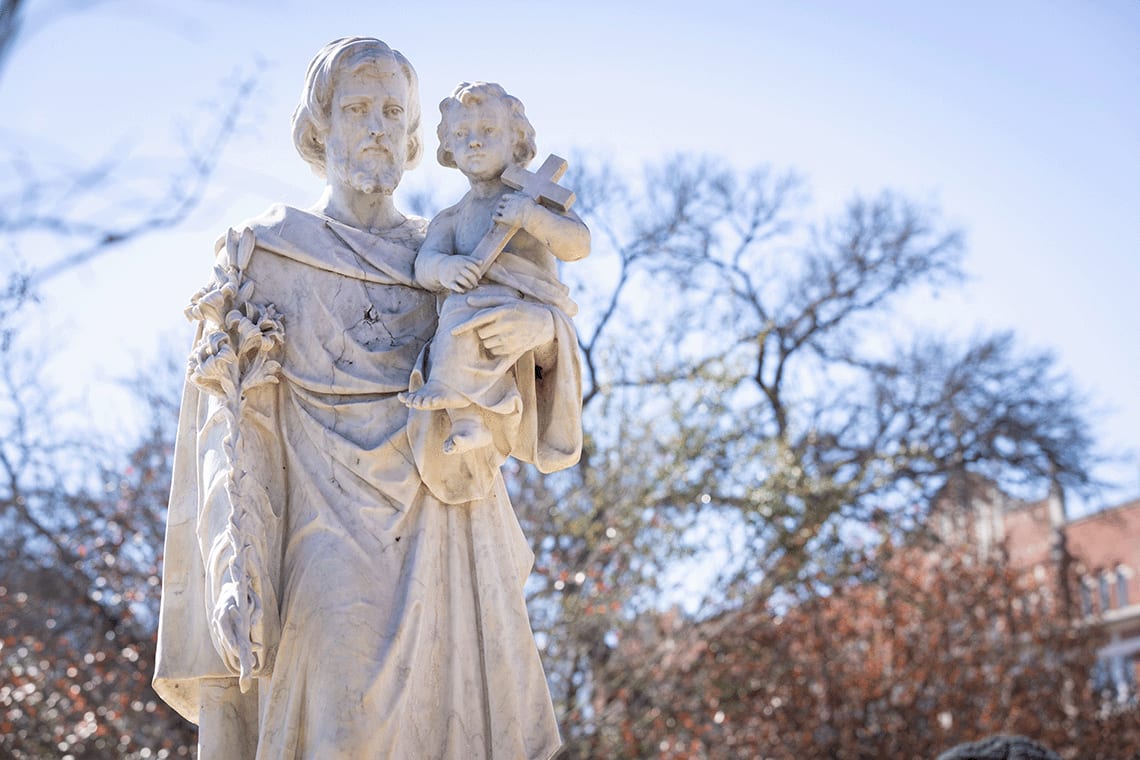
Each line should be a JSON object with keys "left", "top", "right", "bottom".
{"left": 436, "top": 82, "right": 537, "bottom": 170}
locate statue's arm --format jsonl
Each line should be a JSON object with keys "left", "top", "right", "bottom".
{"left": 454, "top": 293, "right": 582, "bottom": 472}
{"left": 415, "top": 209, "right": 479, "bottom": 291}
{"left": 187, "top": 229, "right": 286, "bottom": 691}
{"left": 452, "top": 293, "right": 557, "bottom": 363}
{"left": 496, "top": 195, "right": 590, "bottom": 263}
{"left": 196, "top": 381, "right": 284, "bottom": 686}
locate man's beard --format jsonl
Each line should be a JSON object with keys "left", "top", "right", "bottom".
{"left": 345, "top": 156, "right": 402, "bottom": 195}
{"left": 331, "top": 143, "right": 404, "bottom": 195}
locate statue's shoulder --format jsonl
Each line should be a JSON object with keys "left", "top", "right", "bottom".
{"left": 426, "top": 199, "right": 466, "bottom": 228}
{"left": 243, "top": 202, "right": 304, "bottom": 234}
{"left": 211, "top": 207, "right": 427, "bottom": 289}
{"left": 213, "top": 203, "right": 321, "bottom": 256}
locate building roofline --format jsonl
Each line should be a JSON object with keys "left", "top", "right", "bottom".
{"left": 1065, "top": 497, "right": 1140, "bottom": 527}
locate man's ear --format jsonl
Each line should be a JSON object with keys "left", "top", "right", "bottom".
{"left": 406, "top": 134, "right": 423, "bottom": 170}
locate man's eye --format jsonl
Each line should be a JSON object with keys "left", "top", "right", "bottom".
{"left": 344, "top": 103, "right": 367, "bottom": 115}
{"left": 385, "top": 106, "right": 403, "bottom": 118}
{"left": 484, "top": 126, "right": 496, "bottom": 135}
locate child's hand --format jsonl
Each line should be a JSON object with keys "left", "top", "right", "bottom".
{"left": 439, "top": 255, "right": 481, "bottom": 293}
{"left": 494, "top": 192, "right": 536, "bottom": 229}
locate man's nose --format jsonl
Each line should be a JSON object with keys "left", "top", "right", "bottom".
{"left": 369, "top": 116, "right": 385, "bottom": 138}
{"left": 468, "top": 136, "right": 482, "bottom": 149}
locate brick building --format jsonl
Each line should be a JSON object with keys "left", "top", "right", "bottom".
{"left": 937, "top": 481, "right": 1140, "bottom": 704}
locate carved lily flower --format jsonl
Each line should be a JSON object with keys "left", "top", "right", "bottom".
{"left": 223, "top": 226, "right": 258, "bottom": 272}
{"left": 189, "top": 331, "right": 238, "bottom": 397}
{"left": 220, "top": 280, "right": 241, "bottom": 306}
{"left": 243, "top": 301, "right": 261, "bottom": 322}
{"left": 255, "top": 304, "right": 285, "bottom": 353}
{"left": 184, "top": 284, "right": 213, "bottom": 321}
{"left": 211, "top": 263, "right": 232, "bottom": 285}
{"left": 189, "top": 287, "right": 232, "bottom": 326}
{"left": 234, "top": 313, "right": 267, "bottom": 361}
{"left": 235, "top": 227, "right": 257, "bottom": 270}
{"left": 199, "top": 330, "right": 232, "bottom": 361}
{"left": 238, "top": 279, "right": 256, "bottom": 304}
{"left": 224, "top": 308, "right": 245, "bottom": 331}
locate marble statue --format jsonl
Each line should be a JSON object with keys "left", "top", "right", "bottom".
{"left": 153, "top": 37, "right": 585, "bottom": 760}
{"left": 400, "top": 81, "right": 588, "bottom": 460}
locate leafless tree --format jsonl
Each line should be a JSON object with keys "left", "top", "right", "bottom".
{"left": 0, "top": 0, "right": 24, "bottom": 75}
{"left": 0, "top": 4, "right": 254, "bottom": 753}
{"left": 512, "top": 156, "right": 1102, "bottom": 754}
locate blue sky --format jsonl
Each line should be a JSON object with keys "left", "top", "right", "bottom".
{"left": 3, "top": 0, "right": 1137, "bottom": 508}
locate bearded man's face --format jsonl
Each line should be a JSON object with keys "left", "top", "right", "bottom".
{"left": 324, "top": 58, "right": 411, "bottom": 195}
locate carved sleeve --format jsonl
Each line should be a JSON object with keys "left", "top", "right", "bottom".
{"left": 185, "top": 228, "right": 286, "bottom": 692}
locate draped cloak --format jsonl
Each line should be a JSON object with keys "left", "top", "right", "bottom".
{"left": 153, "top": 204, "right": 581, "bottom": 759}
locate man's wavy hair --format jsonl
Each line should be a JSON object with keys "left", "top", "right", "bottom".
{"left": 436, "top": 82, "right": 536, "bottom": 170}
{"left": 291, "top": 37, "right": 423, "bottom": 178}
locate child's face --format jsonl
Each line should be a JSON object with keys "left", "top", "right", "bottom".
{"left": 446, "top": 100, "right": 514, "bottom": 182}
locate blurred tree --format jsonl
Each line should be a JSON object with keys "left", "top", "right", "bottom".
{"left": 0, "top": 3, "right": 254, "bottom": 756}
{"left": 0, "top": 0, "right": 23, "bottom": 75}
{"left": 591, "top": 535, "right": 1140, "bottom": 759}
{"left": 0, "top": 355, "right": 197, "bottom": 757}
{"left": 0, "top": 111, "right": 1112, "bottom": 757}
{"left": 1, "top": 0, "right": 258, "bottom": 291}
{"left": 516, "top": 157, "right": 1104, "bottom": 754}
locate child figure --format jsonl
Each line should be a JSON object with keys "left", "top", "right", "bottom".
{"left": 400, "top": 81, "right": 589, "bottom": 455}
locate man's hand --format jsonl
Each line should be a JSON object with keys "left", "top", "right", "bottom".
{"left": 494, "top": 192, "right": 537, "bottom": 230}
{"left": 452, "top": 295, "right": 555, "bottom": 357}
{"left": 438, "top": 256, "right": 481, "bottom": 293}
{"left": 211, "top": 580, "right": 254, "bottom": 679}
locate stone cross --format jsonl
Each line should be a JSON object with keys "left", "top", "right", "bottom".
{"left": 469, "top": 153, "right": 576, "bottom": 275}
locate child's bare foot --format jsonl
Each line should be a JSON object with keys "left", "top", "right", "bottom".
{"left": 443, "top": 417, "right": 492, "bottom": 455}
{"left": 399, "top": 381, "right": 465, "bottom": 410}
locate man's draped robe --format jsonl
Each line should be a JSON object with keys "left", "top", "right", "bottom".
{"left": 153, "top": 204, "right": 579, "bottom": 759}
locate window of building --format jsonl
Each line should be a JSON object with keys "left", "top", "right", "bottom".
{"left": 1094, "top": 654, "right": 1140, "bottom": 705}
{"left": 1093, "top": 658, "right": 1112, "bottom": 696}
{"left": 1117, "top": 568, "right": 1130, "bottom": 608}
{"left": 1125, "top": 654, "right": 1138, "bottom": 703}
{"left": 1080, "top": 583, "right": 1093, "bottom": 616}
{"left": 1099, "top": 574, "right": 1112, "bottom": 611}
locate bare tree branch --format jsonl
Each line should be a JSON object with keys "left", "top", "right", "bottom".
{"left": 11, "top": 70, "right": 259, "bottom": 285}
{"left": 0, "top": 0, "right": 23, "bottom": 77}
